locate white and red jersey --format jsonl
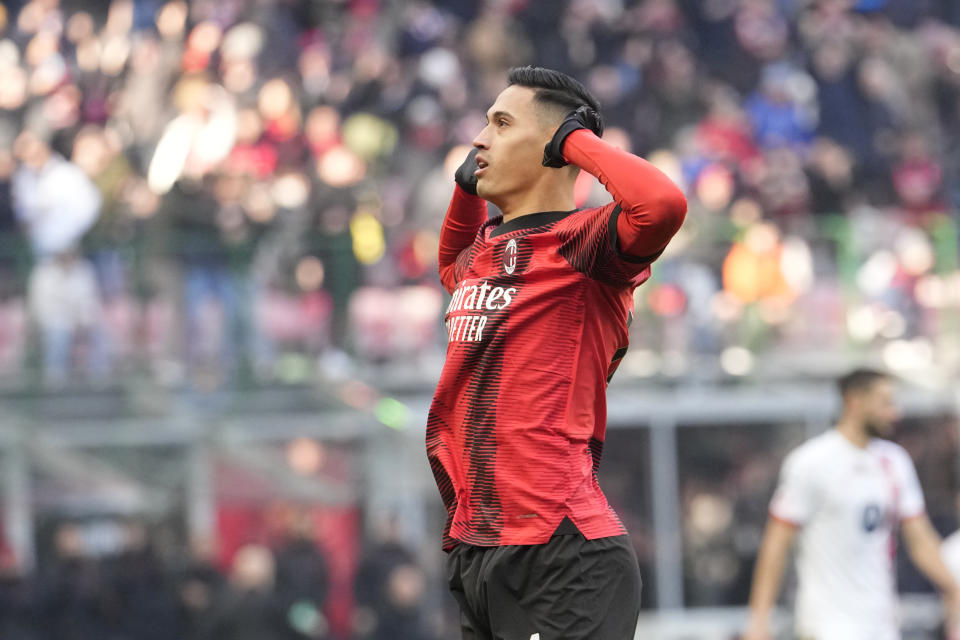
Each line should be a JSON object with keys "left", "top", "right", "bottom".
{"left": 770, "top": 430, "right": 925, "bottom": 640}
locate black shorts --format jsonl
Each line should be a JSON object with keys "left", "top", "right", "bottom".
{"left": 446, "top": 519, "right": 642, "bottom": 640}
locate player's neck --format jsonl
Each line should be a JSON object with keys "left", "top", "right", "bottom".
{"left": 835, "top": 419, "right": 870, "bottom": 448}
{"left": 497, "top": 184, "right": 576, "bottom": 223}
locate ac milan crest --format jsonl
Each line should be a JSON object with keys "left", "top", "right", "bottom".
{"left": 503, "top": 238, "right": 518, "bottom": 275}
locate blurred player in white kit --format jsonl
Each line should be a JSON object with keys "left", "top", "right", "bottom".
{"left": 744, "top": 368, "right": 960, "bottom": 640}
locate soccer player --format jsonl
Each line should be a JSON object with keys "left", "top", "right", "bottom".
{"left": 426, "top": 66, "right": 687, "bottom": 639}
{"left": 744, "top": 368, "right": 960, "bottom": 640}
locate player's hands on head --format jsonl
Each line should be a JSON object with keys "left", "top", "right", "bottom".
{"left": 455, "top": 147, "right": 481, "bottom": 196}
{"left": 542, "top": 105, "right": 604, "bottom": 168}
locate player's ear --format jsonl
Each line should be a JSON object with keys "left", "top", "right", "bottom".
{"left": 847, "top": 391, "right": 864, "bottom": 413}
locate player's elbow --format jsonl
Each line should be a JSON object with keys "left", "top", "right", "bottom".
{"left": 654, "top": 185, "right": 688, "bottom": 236}
{"left": 438, "top": 250, "right": 456, "bottom": 276}
{"left": 438, "top": 263, "right": 456, "bottom": 294}
{"left": 617, "top": 187, "right": 688, "bottom": 259}
{"left": 631, "top": 187, "right": 687, "bottom": 249}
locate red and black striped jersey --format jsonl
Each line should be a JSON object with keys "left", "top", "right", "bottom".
{"left": 428, "top": 130, "right": 687, "bottom": 550}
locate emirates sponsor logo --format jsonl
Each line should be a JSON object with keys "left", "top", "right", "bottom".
{"left": 503, "top": 238, "right": 518, "bottom": 274}
{"left": 445, "top": 279, "right": 517, "bottom": 343}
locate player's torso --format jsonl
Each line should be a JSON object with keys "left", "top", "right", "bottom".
{"left": 805, "top": 440, "right": 898, "bottom": 552}
{"left": 796, "top": 434, "right": 901, "bottom": 632}
{"left": 426, "top": 215, "right": 634, "bottom": 546}
{"left": 439, "top": 223, "right": 632, "bottom": 433}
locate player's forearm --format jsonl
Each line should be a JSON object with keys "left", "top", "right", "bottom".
{"left": 915, "top": 551, "right": 960, "bottom": 597}
{"left": 438, "top": 184, "right": 487, "bottom": 291}
{"left": 747, "top": 520, "right": 794, "bottom": 622}
{"left": 747, "top": 555, "right": 784, "bottom": 622}
{"left": 907, "top": 523, "right": 960, "bottom": 596}
{"left": 562, "top": 129, "right": 687, "bottom": 258}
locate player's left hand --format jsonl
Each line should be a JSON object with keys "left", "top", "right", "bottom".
{"left": 944, "top": 589, "right": 960, "bottom": 640}
{"left": 542, "top": 105, "right": 604, "bottom": 168}
{"left": 455, "top": 147, "right": 481, "bottom": 196}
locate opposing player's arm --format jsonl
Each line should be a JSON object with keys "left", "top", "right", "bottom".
{"left": 438, "top": 149, "right": 488, "bottom": 293}
{"left": 903, "top": 514, "right": 960, "bottom": 598}
{"left": 744, "top": 449, "right": 815, "bottom": 640}
{"left": 743, "top": 517, "right": 797, "bottom": 640}
{"left": 561, "top": 128, "right": 687, "bottom": 261}
{"left": 893, "top": 448, "right": 960, "bottom": 601}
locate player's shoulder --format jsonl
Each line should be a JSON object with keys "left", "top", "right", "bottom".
{"left": 868, "top": 438, "right": 915, "bottom": 467}
{"left": 553, "top": 202, "right": 617, "bottom": 232}
{"left": 786, "top": 430, "right": 843, "bottom": 465}
{"left": 868, "top": 438, "right": 908, "bottom": 455}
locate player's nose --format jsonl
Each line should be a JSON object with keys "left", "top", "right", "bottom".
{"left": 472, "top": 126, "right": 491, "bottom": 150}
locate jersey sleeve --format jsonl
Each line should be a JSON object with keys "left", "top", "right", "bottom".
{"left": 561, "top": 129, "right": 687, "bottom": 260}
{"left": 769, "top": 449, "right": 819, "bottom": 527}
{"left": 555, "top": 204, "right": 655, "bottom": 288}
{"left": 438, "top": 185, "right": 487, "bottom": 293}
{"left": 893, "top": 447, "right": 925, "bottom": 521}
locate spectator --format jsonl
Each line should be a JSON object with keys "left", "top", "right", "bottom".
{"left": 101, "top": 520, "right": 180, "bottom": 640}
{"left": 805, "top": 137, "right": 857, "bottom": 215}
{"left": 37, "top": 523, "right": 109, "bottom": 640}
{"left": 26, "top": 252, "right": 107, "bottom": 386}
{"left": 11, "top": 130, "right": 101, "bottom": 260}
{"left": 11, "top": 130, "right": 107, "bottom": 385}
{"left": 354, "top": 516, "right": 416, "bottom": 636}
{"left": 891, "top": 131, "right": 946, "bottom": 219}
{"left": 160, "top": 175, "right": 246, "bottom": 384}
{"left": 274, "top": 512, "right": 330, "bottom": 639}
{"left": 810, "top": 39, "right": 877, "bottom": 160}
{"left": 744, "top": 63, "right": 816, "bottom": 151}
{"left": 204, "top": 544, "right": 290, "bottom": 640}
{"left": 73, "top": 125, "right": 136, "bottom": 303}
{"left": 176, "top": 537, "right": 226, "bottom": 640}
{"left": 372, "top": 563, "right": 438, "bottom": 640}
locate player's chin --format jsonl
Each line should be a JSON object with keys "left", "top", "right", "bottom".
{"left": 866, "top": 421, "right": 894, "bottom": 439}
{"left": 475, "top": 178, "right": 493, "bottom": 199}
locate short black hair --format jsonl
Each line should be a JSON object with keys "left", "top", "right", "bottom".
{"left": 507, "top": 66, "right": 601, "bottom": 118}
{"left": 837, "top": 368, "right": 890, "bottom": 399}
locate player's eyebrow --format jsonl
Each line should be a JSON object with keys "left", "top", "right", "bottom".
{"left": 485, "top": 109, "right": 513, "bottom": 123}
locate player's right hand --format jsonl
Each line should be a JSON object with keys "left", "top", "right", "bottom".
{"left": 455, "top": 148, "right": 480, "bottom": 196}
{"left": 741, "top": 620, "right": 773, "bottom": 640}
{"left": 542, "top": 105, "right": 604, "bottom": 168}
{"left": 944, "top": 589, "right": 960, "bottom": 640}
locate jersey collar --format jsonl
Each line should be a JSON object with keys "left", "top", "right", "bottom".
{"left": 487, "top": 208, "right": 580, "bottom": 238}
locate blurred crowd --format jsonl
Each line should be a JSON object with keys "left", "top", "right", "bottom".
{"left": 0, "top": 0, "right": 959, "bottom": 388}
{"left": 0, "top": 516, "right": 441, "bottom": 640}
{"left": 3, "top": 2, "right": 960, "bottom": 634}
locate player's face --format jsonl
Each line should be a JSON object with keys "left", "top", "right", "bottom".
{"left": 860, "top": 379, "right": 900, "bottom": 438}
{"left": 471, "top": 85, "right": 556, "bottom": 204}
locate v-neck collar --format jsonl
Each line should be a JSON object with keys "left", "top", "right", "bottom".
{"left": 487, "top": 209, "right": 580, "bottom": 238}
